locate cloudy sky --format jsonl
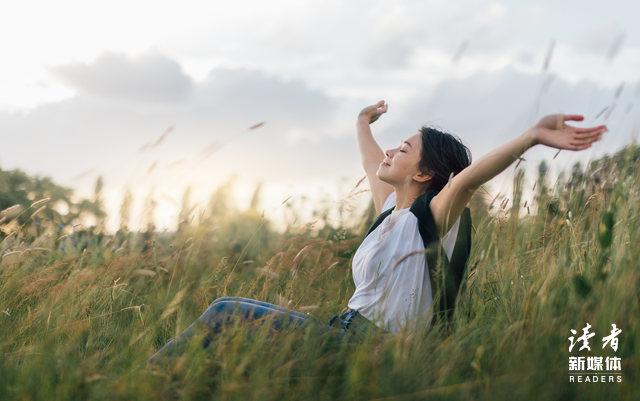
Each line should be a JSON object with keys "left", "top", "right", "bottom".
{"left": 1, "top": 0, "right": 639, "bottom": 232}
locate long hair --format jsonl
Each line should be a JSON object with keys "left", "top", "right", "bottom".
{"left": 418, "top": 126, "right": 472, "bottom": 191}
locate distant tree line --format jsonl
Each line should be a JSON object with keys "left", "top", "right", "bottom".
{"left": 0, "top": 169, "right": 106, "bottom": 243}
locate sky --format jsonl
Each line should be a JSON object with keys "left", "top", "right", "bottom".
{"left": 1, "top": 0, "right": 639, "bottom": 232}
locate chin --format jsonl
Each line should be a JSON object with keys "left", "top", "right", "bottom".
{"left": 376, "top": 172, "right": 390, "bottom": 184}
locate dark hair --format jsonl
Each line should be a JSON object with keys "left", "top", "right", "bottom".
{"left": 418, "top": 126, "right": 472, "bottom": 192}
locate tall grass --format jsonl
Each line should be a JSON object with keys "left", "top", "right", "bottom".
{"left": 0, "top": 145, "right": 638, "bottom": 400}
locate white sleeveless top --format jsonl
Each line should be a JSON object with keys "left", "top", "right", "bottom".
{"left": 348, "top": 191, "right": 461, "bottom": 334}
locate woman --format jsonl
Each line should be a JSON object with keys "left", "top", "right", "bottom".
{"left": 149, "top": 101, "right": 607, "bottom": 362}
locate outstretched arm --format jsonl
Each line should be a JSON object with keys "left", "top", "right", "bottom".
{"left": 429, "top": 114, "right": 608, "bottom": 238}
{"left": 356, "top": 101, "right": 394, "bottom": 215}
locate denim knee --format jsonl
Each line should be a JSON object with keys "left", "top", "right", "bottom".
{"left": 206, "top": 298, "right": 243, "bottom": 314}
{"left": 209, "top": 296, "right": 244, "bottom": 306}
{"left": 206, "top": 297, "right": 252, "bottom": 313}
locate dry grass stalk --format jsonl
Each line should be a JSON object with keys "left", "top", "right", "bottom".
{"left": 30, "top": 198, "right": 50, "bottom": 208}
{"left": 161, "top": 289, "right": 186, "bottom": 320}
{"left": 255, "top": 268, "right": 279, "bottom": 279}
{"left": 134, "top": 269, "right": 157, "bottom": 277}
{"left": 0, "top": 205, "right": 20, "bottom": 215}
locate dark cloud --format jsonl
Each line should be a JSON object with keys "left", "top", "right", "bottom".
{"left": 48, "top": 50, "right": 193, "bottom": 102}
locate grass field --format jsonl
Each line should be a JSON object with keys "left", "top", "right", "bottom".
{"left": 1, "top": 145, "right": 638, "bottom": 400}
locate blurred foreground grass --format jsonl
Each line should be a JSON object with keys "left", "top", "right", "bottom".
{"left": 1, "top": 146, "right": 639, "bottom": 400}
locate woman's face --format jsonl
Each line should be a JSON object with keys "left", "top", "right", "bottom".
{"left": 377, "top": 132, "right": 431, "bottom": 187}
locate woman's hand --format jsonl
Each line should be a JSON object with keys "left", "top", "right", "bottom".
{"left": 358, "top": 100, "right": 388, "bottom": 124}
{"left": 530, "top": 114, "right": 607, "bottom": 151}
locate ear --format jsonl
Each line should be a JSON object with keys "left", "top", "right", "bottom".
{"left": 413, "top": 170, "right": 433, "bottom": 183}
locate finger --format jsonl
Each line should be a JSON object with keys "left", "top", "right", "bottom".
{"left": 366, "top": 101, "right": 384, "bottom": 112}
{"left": 572, "top": 131, "right": 603, "bottom": 142}
{"left": 571, "top": 138, "right": 597, "bottom": 146}
{"left": 572, "top": 133, "right": 603, "bottom": 145}
{"left": 575, "top": 125, "right": 607, "bottom": 133}
{"left": 568, "top": 142, "right": 591, "bottom": 151}
{"left": 574, "top": 129, "right": 605, "bottom": 140}
{"left": 563, "top": 114, "right": 584, "bottom": 122}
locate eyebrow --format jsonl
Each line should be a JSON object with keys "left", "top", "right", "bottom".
{"left": 401, "top": 140, "right": 412, "bottom": 148}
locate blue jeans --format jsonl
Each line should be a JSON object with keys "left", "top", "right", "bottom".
{"left": 148, "top": 297, "right": 385, "bottom": 363}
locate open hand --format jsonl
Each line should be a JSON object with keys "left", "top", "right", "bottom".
{"left": 531, "top": 114, "right": 607, "bottom": 151}
{"left": 358, "top": 100, "right": 388, "bottom": 124}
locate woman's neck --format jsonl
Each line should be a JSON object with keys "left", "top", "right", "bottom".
{"left": 393, "top": 184, "right": 430, "bottom": 211}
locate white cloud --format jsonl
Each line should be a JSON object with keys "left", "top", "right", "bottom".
{"left": 551, "top": 44, "right": 640, "bottom": 87}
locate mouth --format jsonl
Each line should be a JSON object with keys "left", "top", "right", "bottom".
{"left": 381, "top": 160, "right": 391, "bottom": 166}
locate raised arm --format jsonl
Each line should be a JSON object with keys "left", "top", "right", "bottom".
{"left": 356, "top": 101, "right": 394, "bottom": 215}
{"left": 429, "top": 114, "right": 608, "bottom": 238}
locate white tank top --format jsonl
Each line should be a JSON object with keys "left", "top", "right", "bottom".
{"left": 348, "top": 191, "right": 461, "bottom": 333}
